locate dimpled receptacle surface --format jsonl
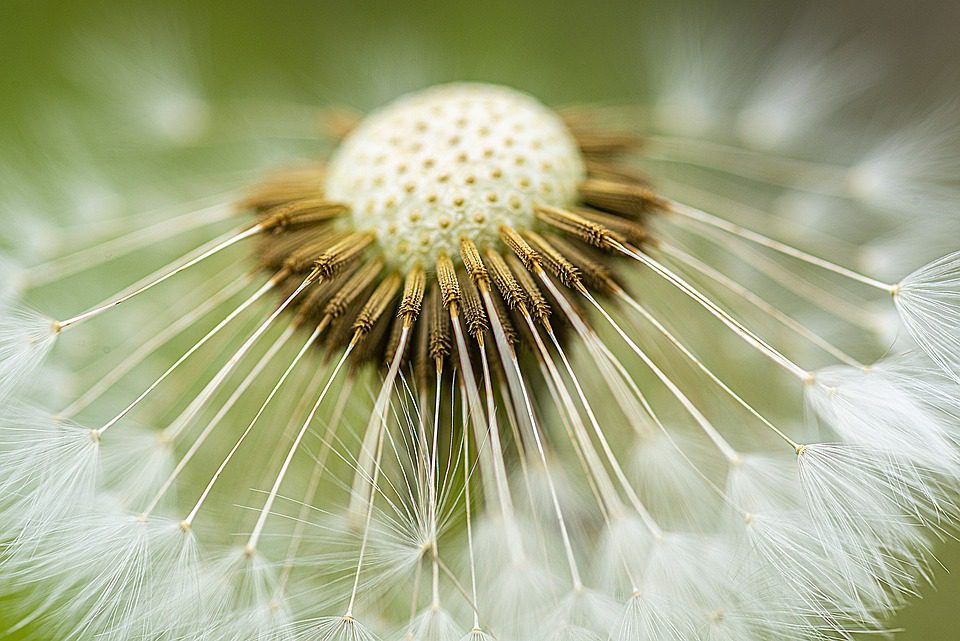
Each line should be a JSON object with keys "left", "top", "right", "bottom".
{"left": 325, "top": 83, "right": 586, "bottom": 271}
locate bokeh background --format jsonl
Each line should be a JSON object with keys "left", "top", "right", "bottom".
{"left": 1, "top": 0, "right": 958, "bottom": 638}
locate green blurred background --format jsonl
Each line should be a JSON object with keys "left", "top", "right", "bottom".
{"left": 1, "top": 0, "right": 958, "bottom": 638}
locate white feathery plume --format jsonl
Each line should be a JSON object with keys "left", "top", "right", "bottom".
{"left": 0, "top": 506, "right": 201, "bottom": 640}
{"left": 877, "top": 355, "right": 960, "bottom": 426}
{"left": 0, "top": 168, "right": 64, "bottom": 262}
{"left": 3, "top": 11, "right": 960, "bottom": 639}
{"left": 48, "top": 514, "right": 200, "bottom": 641}
{"left": 514, "top": 454, "right": 596, "bottom": 532}
{"left": 0, "top": 254, "right": 26, "bottom": 309}
{"left": 635, "top": 534, "right": 734, "bottom": 626}
{"left": 470, "top": 515, "right": 560, "bottom": 640}
{"left": 725, "top": 454, "right": 801, "bottom": 515}
{"left": 544, "top": 587, "right": 620, "bottom": 641}
{"left": 646, "top": 535, "right": 821, "bottom": 641}
{"left": 644, "top": 14, "right": 743, "bottom": 137}
{"left": 8, "top": 117, "right": 127, "bottom": 230}
{"left": 630, "top": 430, "right": 721, "bottom": 529}
{"left": 695, "top": 587, "right": 828, "bottom": 641}
{"left": 291, "top": 615, "right": 382, "bottom": 641}
{"left": 207, "top": 549, "right": 296, "bottom": 641}
{"left": 805, "top": 364, "right": 960, "bottom": 474}
{"left": 735, "top": 511, "right": 889, "bottom": 621}
{"left": 457, "top": 628, "right": 494, "bottom": 641}
{"left": 594, "top": 514, "right": 655, "bottom": 593}
{"left": 544, "top": 623, "right": 603, "bottom": 641}
{"left": 99, "top": 426, "right": 176, "bottom": 510}
{"left": 723, "top": 455, "right": 887, "bottom": 617}
{"left": 627, "top": 532, "right": 804, "bottom": 641}
{"left": 351, "top": 516, "right": 427, "bottom": 597}
{"left": 0, "top": 306, "right": 58, "bottom": 401}
{"left": 797, "top": 444, "right": 958, "bottom": 603}
{"left": 859, "top": 216, "right": 960, "bottom": 282}
{"left": 0, "top": 404, "right": 100, "bottom": 548}
{"left": 402, "top": 607, "right": 462, "bottom": 641}
{"left": 895, "top": 250, "right": 960, "bottom": 383}
{"left": 68, "top": 20, "right": 211, "bottom": 147}
{"left": 611, "top": 591, "right": 692, "bottom": 641}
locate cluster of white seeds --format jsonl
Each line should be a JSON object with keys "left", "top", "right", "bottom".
{"left": 325, "top": 83, "right": 586, "bottom": 271}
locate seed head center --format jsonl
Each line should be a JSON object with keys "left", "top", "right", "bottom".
{"left": 325, "top": 83, "right": 585, "bottom": 271}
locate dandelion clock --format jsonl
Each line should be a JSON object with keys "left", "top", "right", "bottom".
{"left": 3, "top": 3, "right": 960, "bottom": 641}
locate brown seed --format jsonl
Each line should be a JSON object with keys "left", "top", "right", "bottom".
{"left": 398, "top": 266, "right": 427, "bottom": 322}
{"left": 522, "top": 231, "right": 584, "bottom": 291}
{"left": 499, "top": 226, "right": 541, "bottom": 272}
{"left": 544, "top": 233, "right": 619, "bottom": 295}
{"left": 483, "top": 248, "right": 528, "bottom": 311}
{"left": 459, "top": 238, "right": 489, "bottom": 287}
{"left": 260, "top": 199, "right": 349, "bottom": 232}
{"left": 314, "top": 232, "right": 376, "bottom": 278}
{"left": 427, "top": 286, "right": 452, "bottom": 363}
{"left": 459, "top": 270, "right": 488, "bottom": 340}
{"left": 578, "top": 178, "right": 668, "bottom": 218}
{"left": 353, "top": 274, "right": 402, "bottom": 338}
{"left": 506, "top": 254, "right": 551, "bottom": 326}
{"left": 535, "top": 205, "right": 625, "bottom": 251}
{"left": 436, "top": 253, "right": 461, "bottom": 310}
{"left": 322, "top": 259, "right": 384, "bottom": 321}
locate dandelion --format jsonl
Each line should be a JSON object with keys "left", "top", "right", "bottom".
{"left": 3, "top": 32, "right": 960, "bottom": 641}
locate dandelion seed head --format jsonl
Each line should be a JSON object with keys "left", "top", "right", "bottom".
{"left": 326, "top": 83, "right": 585, "bottom": 272}
{"left": 5, "top": 10, "right": 960, "bottom": 641}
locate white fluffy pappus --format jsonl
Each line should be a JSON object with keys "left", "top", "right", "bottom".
{"left": 403, "top": 607, "right": 463, "bottom": 641}
{"left": 611, "top": 590, "right": 692, "bottom": 641}
{"left": 0, "top": 404, "right": 100, "bottom": 549}
{"left": 0, "top": 255, "right": 27, "bottom": 309}
{"left": 630, "top": 429, "right": 721, "bottom": 530}
{"left": 98, "top": 425, "right": 178, "bottom": 510}
{"left": 619, "top": 531, "right": 829, "bottom": 641}
{"left": 468, "top": 515, "right": 564, "bottom": 639}
{"left": 538, "top": 587, "right": 621, "bottom": 641}
{"left": 723, "top": 457, "right": 890, "bottom": 621}
{"left": 66, "top": 19, "right": 212, "bottom": 148}
{"left": 805, "top": 362, "right": 960, "bottom": 473}
{"left": 798, "top": 443, "right": 958, "bottom": 606}
{"left": 205, "top": 548, "right": 297, "bottom": 641}
{"left": 1, "top": 508, "right": 201, "bottom": 641}
{"left": 56, "top": 515, "right": 200, "bottom": 641}
{"left": 895, "top": 250, "right": 960, "bottom": 384}
{"left": 0, "top": 306, "right": 58, "bottom": 402}
{"left": 288, "top": 615, "right": 381, "bottom": 641}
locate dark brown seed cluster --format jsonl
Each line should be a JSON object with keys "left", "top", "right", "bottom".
{"left": 241, "top": 110, "right": 660, "bottom": 387}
